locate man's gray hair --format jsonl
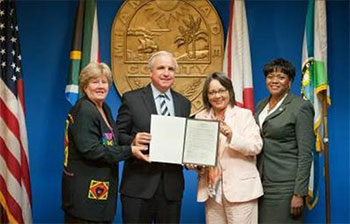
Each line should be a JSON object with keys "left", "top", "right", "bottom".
{"left": 147, "top": 51, "right": 178, "bottom": 70}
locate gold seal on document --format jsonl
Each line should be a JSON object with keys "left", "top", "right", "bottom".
{"left": 111, "top": 0, "right": 224, "bottom": 115}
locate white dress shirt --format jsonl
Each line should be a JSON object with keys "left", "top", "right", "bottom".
{"left": 150, "top": 84, "right": 175, "bottom": 116}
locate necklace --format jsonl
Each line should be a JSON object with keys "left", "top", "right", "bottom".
{"left": 213, "top": 109, "right": 225, "bottom": 121}
{"left": 267, "top": 101, "right": 277, "bottom": 113}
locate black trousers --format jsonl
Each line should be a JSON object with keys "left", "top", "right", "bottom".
{"left": 64, "top": 213, "right": 111, "bottom": 224}
{"left": 121, "top": 180, "right": 182, "bottom": 223}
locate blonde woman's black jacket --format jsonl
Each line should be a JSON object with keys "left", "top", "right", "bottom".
{"left": 62, "top": 96, "right": 132, "bottom": 222}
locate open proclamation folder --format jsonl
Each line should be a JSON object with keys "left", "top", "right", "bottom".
{"left": 149, "top": 115, "right": 219, "bottom": 166}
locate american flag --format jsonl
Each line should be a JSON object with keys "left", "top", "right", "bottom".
{"left": 0, "top": 0, "right": 32, "bottom": 223}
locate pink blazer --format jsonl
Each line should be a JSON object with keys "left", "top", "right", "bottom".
{"left": 195, "top": 106, "right": 264, "bottom": 203}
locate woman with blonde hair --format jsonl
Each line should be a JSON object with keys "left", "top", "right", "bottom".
{"left": 62, "top": 62, "right": 148, "bottom": 223}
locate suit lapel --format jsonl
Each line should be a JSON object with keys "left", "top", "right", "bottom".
{"left": 255, "top": 98, "right": 269, "bottom": 127}
{"left": 256, "top": 98, "right": 268, "bottom": 115}
{"left": 102, "top": 103, "right": 113, "bottom": 127}
{"left": 142, "top": 86, "right": 183, "bottom": 116}
{"left": 264, "top": 93, "right": 294, "bottom": 123}
{"left": 142, "top": 85, "right": 158, "bottom": 115}
{"left": 171, "top": 89, "right": 182, "bottom": 116}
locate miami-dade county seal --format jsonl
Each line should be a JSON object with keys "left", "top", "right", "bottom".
{"left": 111, "top": 0, "right": 224, "bottom": 115}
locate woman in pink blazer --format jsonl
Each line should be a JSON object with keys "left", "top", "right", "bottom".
{"left": 193, "top": 72, "right": 263, "bottom": 224}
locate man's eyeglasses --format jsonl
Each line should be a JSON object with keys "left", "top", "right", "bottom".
{"left": 208, "top": 89, "right": 228, "bottom": 96}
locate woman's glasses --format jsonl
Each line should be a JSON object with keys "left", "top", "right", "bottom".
{"left": 208, "top": 89, "right": 228, "bottom": 96}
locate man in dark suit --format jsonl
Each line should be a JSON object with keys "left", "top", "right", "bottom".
{"left": 116, "top": 51, "right": 191, "bottom": 223}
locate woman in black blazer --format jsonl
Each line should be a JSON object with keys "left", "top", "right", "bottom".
{"left": 255, "top": 58, "right": 315, "bottom": 223}
{"left": 62, "top": 62, "right": 148, "bottom": 223}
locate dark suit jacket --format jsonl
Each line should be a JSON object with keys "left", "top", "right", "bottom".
{"left": 62, "top": 97, "right": 132, "bottom": 222}
{"left": 255, "top": 93, "right": 314, "bottom": 198}
{"left": 116, "top": 85, "right": 191, "bottom": 201}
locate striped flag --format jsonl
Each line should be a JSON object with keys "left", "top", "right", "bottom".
{"left": 0, "top": 0, "right": 32, "bottom": 223}
{"left": 65, "top": 0, "right": 100, "bottom": 105}
{"left": 301, "top": 0, "right": 330, "bottom": 209}
{"left": 223, "top": 0, "right": 254, "bottom": 112}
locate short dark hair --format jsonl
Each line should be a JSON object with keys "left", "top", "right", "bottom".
{"left": 202, "top": 72, "right": 236, "bottom": 110}
{"left": 263, "top": 58, "right": 296, "bottom": 82}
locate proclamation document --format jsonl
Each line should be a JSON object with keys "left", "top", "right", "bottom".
{"left": 149, "top": 115, "right": 219, "bottom": 166}
{"left": 182, "top": 119, "right": 219, "bottom": 166}
{"left": 149, "top": 115, "right": 186, "bottom": 164}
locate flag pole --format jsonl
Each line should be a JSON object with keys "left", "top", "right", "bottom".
{"left": 322, "top": 93, "right": 331, "bottom": 224}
